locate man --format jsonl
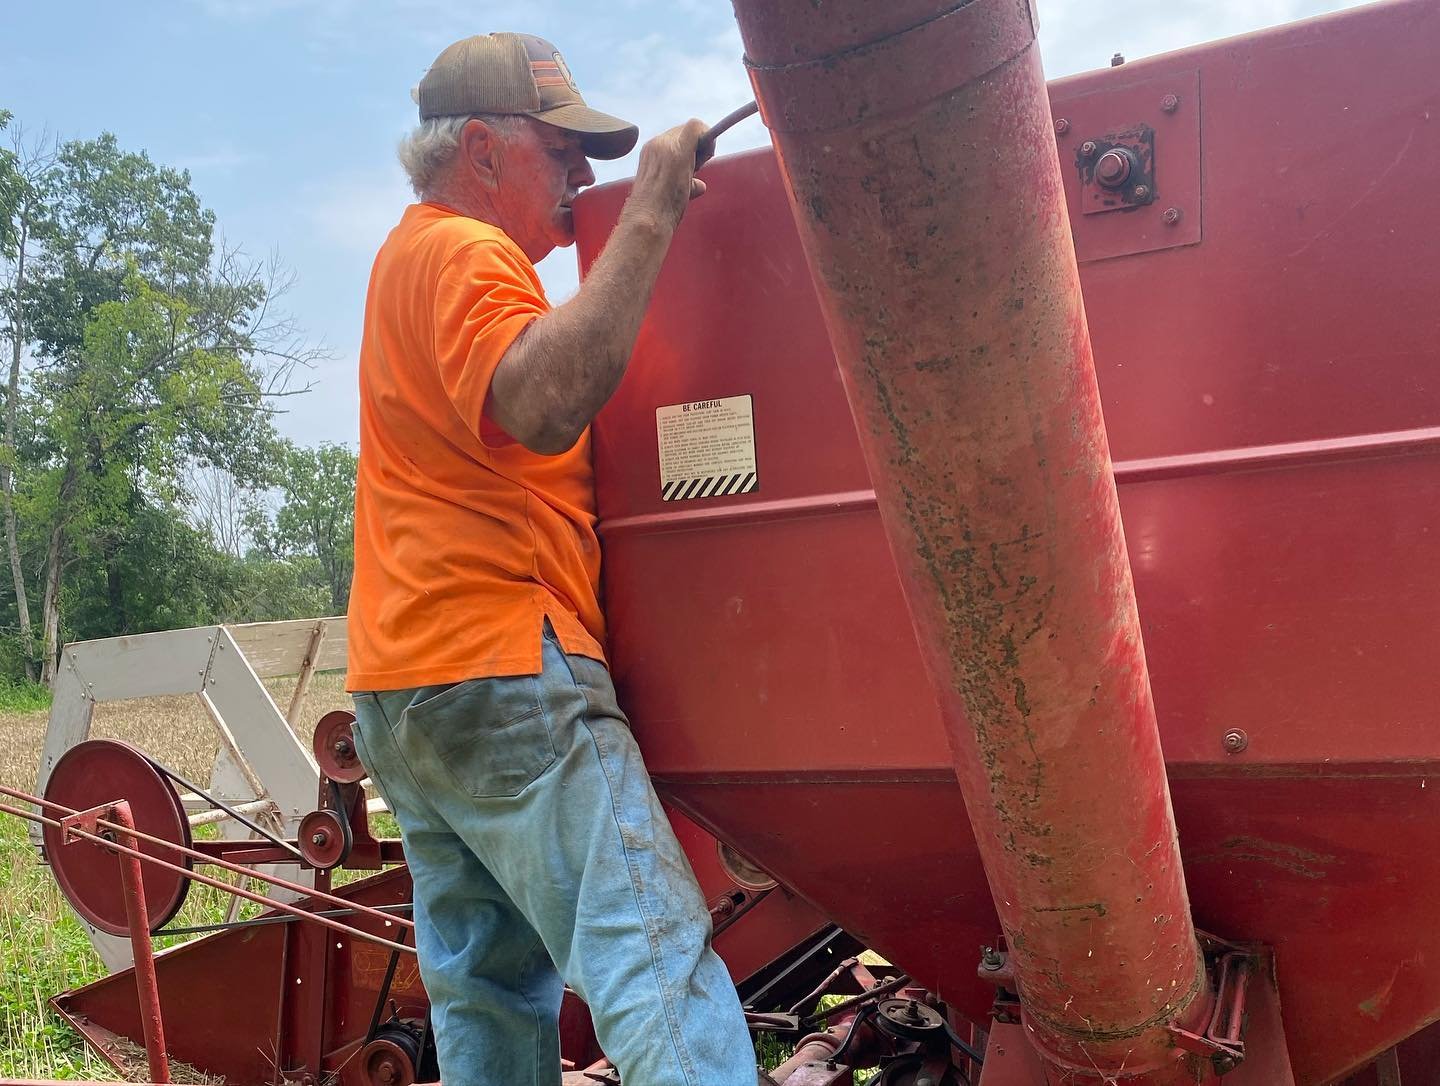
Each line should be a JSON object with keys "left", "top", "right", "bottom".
{"left": 345, "top": 31, "right": 754, "bottom": 1086}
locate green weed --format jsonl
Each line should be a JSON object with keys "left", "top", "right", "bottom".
{"left": 0, "top": 680, "right": 52, "bottom": 714}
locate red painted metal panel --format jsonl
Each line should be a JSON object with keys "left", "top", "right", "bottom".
{"left": 574, "top": 0, "right": 1440, "bottom": 1080}
{"left": 55, "top": 923, "right": 287, "bottom": 1084}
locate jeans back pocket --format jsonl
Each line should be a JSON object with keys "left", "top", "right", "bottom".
{"left": 396, "top": 676, "right": 556, "bottom": 799}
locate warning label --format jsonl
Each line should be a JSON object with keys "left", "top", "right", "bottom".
{"left": 656, "top": 395, "right": 758, "bottom": 502}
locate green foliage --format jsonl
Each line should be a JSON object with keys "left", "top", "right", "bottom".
{"left": 0, "top": 815, "right": 110, "bottom": 1079}
{"left": 254, "top": 441, "right": 357, "bottom": 613}
{"left": 0, "top": 109, "right": 21, "bottom": 257}
{"left": 0, "top": 677, "right": 50, "bottom": 712}
{"left": 0, "top": 115, "right": 345, "bottom": 681}
{"left": 24, "top": 132, "right": 219, "bottom": 359}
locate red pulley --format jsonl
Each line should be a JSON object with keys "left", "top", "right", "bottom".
{"left": 362, "top": 1035, "right": 417, "bottom": 1086}
{"left": 313, "top": 710, "right": 366, "bottom": 784}
{"left": 298, "top": 807, "right": 351, "bottom": 870}
{"left": 41, "top": 738, "right": 193, "bottom": 936}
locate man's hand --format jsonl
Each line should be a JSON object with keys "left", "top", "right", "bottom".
{"left": 624, "top": 120, "right": 708, "bottom": 232}
{"left": 486, "top": 118, "right": 711, "bottom": 456}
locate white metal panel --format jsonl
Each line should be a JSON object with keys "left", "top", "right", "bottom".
{"left": 88, "top": 926, "right": 135, "bottom": 972}
{"left": 204, "top": 628, "right": 318, "bottom": 826}
{"left": 66, "top": 627, "right": 218, "bottom": 701}
{"left": 36, "top": 658, "right": 96, "bottom": 799}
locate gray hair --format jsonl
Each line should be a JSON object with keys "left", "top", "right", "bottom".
{"left": 397, "top": 113, "right": 523, "bottom": 198}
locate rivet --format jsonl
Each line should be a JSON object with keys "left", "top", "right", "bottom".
{"left": 1162, "top": 207, "right": 1182, "bottom": 225}
{"left": 1161, "top": 93, "right": 1180, "bottom": 114}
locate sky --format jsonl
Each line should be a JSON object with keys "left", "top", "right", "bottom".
{"left": 2, "top": 0, "right": 1357, "bottom": 448}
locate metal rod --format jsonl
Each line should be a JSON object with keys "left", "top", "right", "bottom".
{"left": 712, "top": 886, "right": 772, "bottom": 937}
{"left": 0, "top": 800, "right": 413, "bottom": 955}
{"left": 157, "top": 901, "right": 413, "bottom": 937}
{"left": 187, "top": 798, "right": 272, "bottom": 828}
{"left": 150, "top": 760, "right": 303, "bottom": 861}
{"left": 107, "top": 802, "right": 171, "bottom": 1084}
{"left": 801, "top": 975, "right": 910, "bottom": 1027}
{"left": 730, "top": 0, "right": 1207, "bottom": 1077}
{"left": 696, "top": 100, "right": 759, "bottom": 170}
{"left": 786, "top": 959, "right": 858, "bottom": 1016}
{"left": 706, "top": 100, "right": 758, "bottom": 143}
{"left": 1, "top": 784, "right": 412, "bottom": 934}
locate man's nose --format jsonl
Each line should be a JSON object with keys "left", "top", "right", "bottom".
{"left": 571, "top": 154, "right": 596, "bottom": 189}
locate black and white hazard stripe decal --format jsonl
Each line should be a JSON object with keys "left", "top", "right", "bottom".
{"left": 661, "top": 472, "right": 758, "bottom": 502}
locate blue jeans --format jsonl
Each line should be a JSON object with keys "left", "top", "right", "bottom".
{"left": 350, "top": 624, "right": 753, "bottom": 1086}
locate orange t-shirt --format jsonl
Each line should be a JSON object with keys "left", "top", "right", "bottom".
{"left": 346, "top": 202, "right": 605, "bottom": 691}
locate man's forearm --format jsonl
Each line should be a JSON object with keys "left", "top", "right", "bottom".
{"left": 489, "top": 207, "right": 676, "bottom": 455}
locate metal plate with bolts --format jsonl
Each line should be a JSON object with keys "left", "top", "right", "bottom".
{"left": 41, "top": 738, "right": 193, "bottom": 936}
{"left": 1050, "top": 68, "right": 1201, "bottom": 262}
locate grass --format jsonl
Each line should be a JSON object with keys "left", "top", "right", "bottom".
{"left": 0, "top": 668, "right": 355, "bottom": 1081}
{"left": 0, "top": 679, "right": 53, "bottom": 714}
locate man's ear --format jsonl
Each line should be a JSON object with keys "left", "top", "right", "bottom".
{"left": 459, "top": 118, "right": 502, "bottom": 191}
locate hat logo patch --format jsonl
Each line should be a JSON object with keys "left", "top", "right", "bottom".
{"left": 551, "top": 51, "right": 578, "bottom": 93}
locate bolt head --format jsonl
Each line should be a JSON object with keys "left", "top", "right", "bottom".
{"left": 1162, "top": 206, "right": 1182, "bottom": 225}
{"left": 1161, "top": 93, "right": 1181, "bottom": 113}
{"left": 333, "top": 738, "right": 353, "bottom": 756}
{"left": 1132, "top": 184, "right": 1151, "bottom": 201}
{"left": 311, "top": 831, "right": 328, "bottom": 845}
{"left": 1054, "top": 117, "right": 1070, "bottom": 135}
{"left": 1111, "top": 52, "right": 1126, "bottom": 66}
{"left": 1079, "top": 140, "right": 1098, "bottom": 158}
{"left": 1223, "top": 729, "right": 1249, "bottom": 754}
{"left": 1095, "top": 149, "right": 1133, "bottom": 187}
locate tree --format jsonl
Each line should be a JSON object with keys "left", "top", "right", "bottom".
{"left": 0, "top": 116, "right": 56, "bottom": 679}
{"left": 0, "top": 118, "right": 342, "bottom": 680}
{"left": 8, "top": 131, "right": 320, "bottom": 680}
{"left": 254, "top": 441, "right": 356, "bottom": 614}
{"left": 0, "top": 111, "right": 21, "bottom": 255}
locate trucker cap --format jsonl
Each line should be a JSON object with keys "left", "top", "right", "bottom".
{"left": 416, "top": 33, "right": 640, "bottom": 160}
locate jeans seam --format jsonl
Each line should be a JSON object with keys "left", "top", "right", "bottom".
{"left": 553, "top": 649, "right": 701, "bottom": 1086}
{"left": 516, "top": 932, "right": 551, "bottom": 1086}
{"left": 354, "top": 692, "right": 436, "bottom": 821}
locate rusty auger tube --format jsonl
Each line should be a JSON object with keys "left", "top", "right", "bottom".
{"left": 730, "top": 0, "right": 1208, "bottom": 1078}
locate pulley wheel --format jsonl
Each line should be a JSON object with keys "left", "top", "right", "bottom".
{"left": 298, "top": 807, "right": 352, "bottom": 870}
{"left": 41, "top": 738, "right": 193, "bottom": 936}
{"left": 362, "top": 1034, "right": 418, "bottom": 1086}
{"left": 314, "top": 710, "right": 366, "bottom": 784}
{"left": 874, "top": 998, "right": 947, "bottom": 1041}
